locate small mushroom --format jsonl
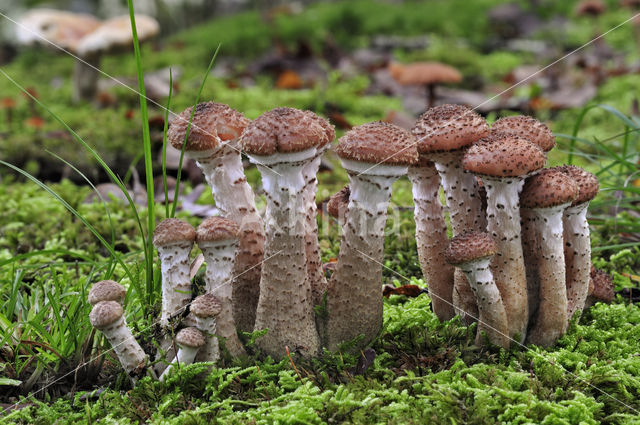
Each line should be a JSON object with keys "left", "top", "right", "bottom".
{"left": 196, "top": 216, "right": 245, "bottom": 357}
{"left": 190, "top": 294, "right": 223, "bottom": 363}
{"left": 463, "top": 136, "right": 547, "bottom": 342}
{"left": 159, "top": 327, "right": 206, "bottom": 381}
{"left": 490, "top": 115, "right": 556, "bottom": 153}
{"left": 327, "top": 185, "right": 351, "bottom": 228}
{"left": 389, "top": 62, "right": 462, "bottom": 108}
{"left": 153, "top": 218, "right": 196, "bottom": 328}
{"left": 520, "top": 168, "right": 579, "bottom": 347}
{"left": 88, "top": 280, "right": 126, "bottom": 305}
{"left": 89, "top": 301, "right": 149, "bottom": 379}
{"left": 584, "top": 265, "right": 615, "bottom": 309}
{"left": 445, "top": 232, "right": 509, "bottom": 348}
{"left": 326, "top": 121, "right": 418, "bottom": 351}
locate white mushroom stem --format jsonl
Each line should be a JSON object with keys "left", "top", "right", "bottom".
{"left": 457, "top": 257, "right": 509, "bottom": 348}
{"left": 563, "top": 202, "right": 591, "bottom": 322}
{"left": 249, "top": 149, "right": 321, "bottom": 359}
{"left": 407, "top": 162, "right": 455, "bottom": 321}
{"left": 97, "top": 315, "right": 148, "bottom": 377}
{"left": 483, "top": 176, "right": 529, "bottom": 342}
{"left": 158, "top": 241, "right": 193, "bottom": 328}
{"left": 72, "top": 53, "right": 101, "bottom": 103}
{"left": 189, "top": 146, "right": 265, "bottom": 333}
{"left": 325, "top": 160, "right": 406, "bottom": 351}
{"left": 302, "top": 147, "right": 329, "bottom": 307}
{"left": 453, "top": 268, "right": 479, "bottom": 325}
{"left": 521, "top": 209, "right": 542, "bottom": 324}
{"left": 159, "top": 344, "right": 200, "bottom": 381}
{"left": 199, "top": 240, "right": 246, "bottom": 357}
{"left": 524, "top": 205, "right": 569, "bottom": 347}
{"left": 193, "top": 316, "right": 219, "bottom": 363}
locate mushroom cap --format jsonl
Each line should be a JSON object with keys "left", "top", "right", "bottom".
{"left": 334, "top": 121, "right": 418, "bottom": 165}
{"left": 76, "top": 14, "right": 159, "bottom": 56}
{"left": 168, "top": 102, "right": 249, "bottom": 152}
{"left": 520, "top": 168, "right": 579, "bottom": 209}
{"left": 196, "top": 216, "right": 240, "bottom": 243}
{"left": 412, "top": 104, "right": 490, "bottom": 153}
{"left": 589, "top": 265, "right": 615, "bottom": 302}
{"left": 491, "top": 115, "right": 556, "bottom": 152}
{"left": 16, "top": 9, "right": 101, "bottom": 51}
{"left": 240, "top": 107, "right": 331, "bottom": 156}
{"left": 445, "top": 231, "right": 498, "bottom": 265}
{"left": 576, "top": 0, "right": 606, "bottom": 16}
{"left": 389, "top": 62, "right": 462, "bottom": 86}
{"left": 462, "top": 136, "right": 546, "bottom": 177}
{"left": 305, "top": 111, "right": 335, "bottom": 148}
{"left": 88, "top": 280, "right": 126, "bottom": 305}
{"left": 190, "top": 294, "right": 222, "bottom": 318}
{"left": 557, "top": 165, "right": 599, "bottom": 206}
{"left": 153, "top": 218, "right": 196, "bottom": 247}
{"left": 89, "top": 301, "right": 123, "bottom": 329}
{"left": 327, "top": 186, "right": 350, "bottom": 219}
{"left": 175, "top": 327, "right": 206, "bottom": 348}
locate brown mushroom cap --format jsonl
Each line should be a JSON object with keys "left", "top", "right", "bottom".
{"left": 196, "top": 217, "right": 240, "bottom": 243}
{"left": 557, "top": 165, "right": 599, "bottom": 206}
{"left": 576, "top": 0, "right": 606, "bottom": 16}
{"left": 491, "top": 115, "right": 556, "bottom": 152}
{"left": 168, "top": 102, "right": 249, "bottom": 152}
{"left": 88, "top": 280, "right": 126, "bottom": 305}
{"left": 589, "top": 265, "right": 615, "bottom": 302}
{"left": 520, "top": 168, "right": 579, "bottom": 209}
{"left": 445, "top": 231, "right": 498, "bottom": 265}
{"left": 89, "top": 300, "right": 123, "bottom": 329}
{"left": 305, "top": 111, "right": 335, "bottom": 148}
{"left": 153, "top": 218, "right": 196, "bottom": 247}
{"left": 389, "top": 62, "right": 462, "bottom": 86}
{"left": 190, "top": 294, "right": 222, "bottom": 318}
{"left": 412, "top": 104, "right": 490, "bottom": 153}
{"left": 334, "top": 121, "right": 418, "bottom": 165}
{"left": 16, "top": 9, "right": 101, "bottom": 51}
{"left": 462, "top": 136, "right": 546, "bottom": 177}
{"left": 327, "top": 186, "right": 350, "bottom": 219}
{"left": 175, "top": 327, "right": 206, "bottom": 348}
{"left": 240, "top": 107, "right": 329, "bottom": 155}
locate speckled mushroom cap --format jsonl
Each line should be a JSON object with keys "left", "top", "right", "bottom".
{"left": 89, "top": 301, "right": 123, "bottom": 329}
{"left": 589, "top": 265, "right": 614, "bottom": 302}
{"left": 520, "top": 168, "right": 579, "bottom": 209}
{"left": 168, "top": 102, "right": 250, "bottom": 152}
{"left": 153, "top": 218, "right": 196, "bottom": 247}
{"left": 491, "top": 115, "right": 556, "bottom": 152}
{"left": 335, "top": 121, "right": 418, "bottom": 165}
{"left": 240, "top": 107, "right": 329, "bottom": 155}
{"left": 327, "top": 186, "right": 350, "bottom": 219}
{"left": 196, "top": 217, "right": 239, "bottom": 243}
{"left": 445, "top": 231, "right": 498, "bottom": 265}
{"left": 190, "top": 294, "right": 222, "bottom": 318}
{"left": 412, "top": 104, "right": 489, "bottom": 153}
{"left": 88, "top": 280, "right": 126, "bottom": 305}
{"left": 175, "top": 327, "right": 206, "bottom": 348}
{"left": 304, "top": 111, "right": 336, "bottom": 148}
{"left": 462, "top": 136, "right": 546, "bottom": 177}
{"left": 557, "top": 165, "right": 599, "bottom": 206}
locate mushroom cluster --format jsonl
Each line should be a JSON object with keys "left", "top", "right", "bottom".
{"left": 89, "top": 102, "right": 602, "bottom": 382}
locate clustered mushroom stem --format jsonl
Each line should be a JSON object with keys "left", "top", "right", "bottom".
{"left": 157, "top": 241, "right": 193, "bottom": 328}
{"left": 483, "top": 176, "right": 529, "bottom": 342}
{"left": 191, "top": 147, "right": 265, "bottom": 333}
{"left": 564, "top": 203, "right": 591, "bottom": 322}
{"left": 326, "top": 164, "right": 404, "bottom": 351}
{"left": 521, "top": 209, "right": 542, "bottom": 323}
{"left": 525, "top": 205, "right": 569, "bottom": 346}
{"left": 250, "top": 152, "right": 321, "bottom": 359}
{"left": 407, "top": 162, "right": 455, "bottom": 320}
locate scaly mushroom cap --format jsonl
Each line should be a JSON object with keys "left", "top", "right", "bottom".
{"left": 412, "top": 104, "right": 490, "bottom": 153}
{"left": 190, "top": 294, "right": 222, "bottom": 318}
{"left": 88, "top": 280, "right": 126, "bottom": 305}
{"left": 462, "top": 136, "right": 546, "bottom": 177}
{"left": 520, "top": 168, "right": 579, "bottom": 209}
{"left": 89, "top": 301, "right": 123, "bottom": 329}
{"left": 557, "top": 165, "right": 599, "bottom": 206}
{"left": 491, "top": 115, "right": 556, "bottom": 152}
{"left": 304, "top": 111, "right": 336, "bottom": 148}
{"left": 196, "top": 217, "right": 240, "bottom": 243}
{"left": 335, "top": 121, "right": 418, "bottom": 165}
{"left": 327, "top": 186, "right": 350, "bottom": 219}
{"left": 175, "top": 327, "right": 206, "bottom": 348}
{"left": 240, "top": 107, "right": 330, "bottom": 155}
{"left": 76, "top": 14, "right": 159, "bottom": 56}
{"left": 445, "top": 231, "right": 498, "bottom": 265}
{"left": 389, "top": 62, "right": 462, "bottom": 86}
{"left": 153, "top": 218, "right": 196, "bottom": 247}
{"left": 168, "top": 102, "right": 249, "bottom": 152}
{"left": 589, "top": 265, "right": 615, "bottom": 302}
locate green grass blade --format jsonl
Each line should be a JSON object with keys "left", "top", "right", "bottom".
{"left": 162, "top": 69, "right": 174, "bottom": 218}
